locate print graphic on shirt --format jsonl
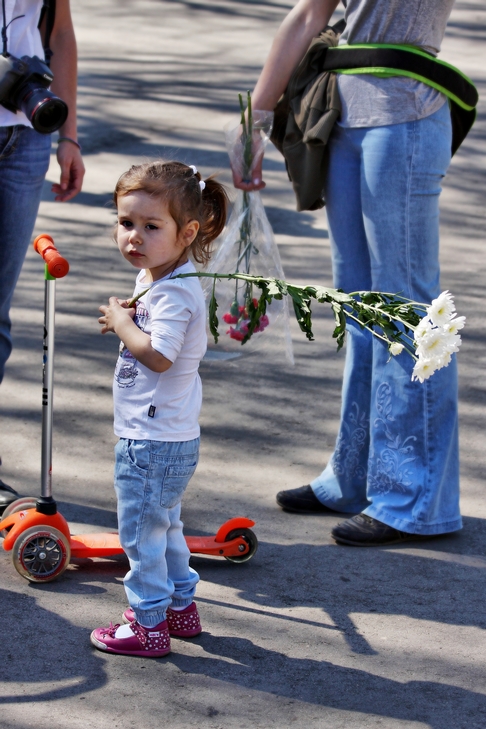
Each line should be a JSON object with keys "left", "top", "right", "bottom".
{"left": 368, "top": 382, "right": 417, "bottom": 495}
{"left": 114, "top": 301, "right": 149, "bottom": 389}
{"left": 114, "top": 346, "right": 139, "bottom": 388}
{"left": 332, "top": 401, "right": 368, "bottom": 482}
{"left": 134, "top": 302, "right": 149, "bottom": 333}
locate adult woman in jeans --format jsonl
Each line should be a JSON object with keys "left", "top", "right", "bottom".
{"left": 0, "top": 0, "right": 84, "bottom": 510}
{"left": 233, "top": 0, "right": 461, "bottom": 546}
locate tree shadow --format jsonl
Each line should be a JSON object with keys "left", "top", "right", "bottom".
{"left": 0, "top": 587, "right": 107, "bottom": 703}
{"left": 167, "top": 632, "right": 486, "bottom": 729}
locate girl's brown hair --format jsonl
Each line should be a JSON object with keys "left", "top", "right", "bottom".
{"left": 113, "top": 160, "right": 228, "bottom": 265}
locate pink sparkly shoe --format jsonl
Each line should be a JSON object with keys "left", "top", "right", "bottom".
{"left": 123, "top": 602, "right": 202, "bottom": 638}
{"left": 90, "top": 619, "right": 171, "bottom": 657}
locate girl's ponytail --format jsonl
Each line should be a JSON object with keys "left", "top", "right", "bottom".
{"left": 194, "top": 177, "right": 229, "bottom": 265}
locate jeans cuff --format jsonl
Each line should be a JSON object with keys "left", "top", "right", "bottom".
{"left": 134, "top": 611, "right": 167, "bottom": 627}
{"left": 170, "top": 597, "right": 193, "bottom": 609}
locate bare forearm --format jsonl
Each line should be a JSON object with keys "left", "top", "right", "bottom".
{"left": 252, "top": 0, "right": 340, "bottom": 111}
{"left": 48, "top": 0, "right": 78, "bottom": 139}
{"left": 116, "top": 320, "right": 172, "bottom": 374}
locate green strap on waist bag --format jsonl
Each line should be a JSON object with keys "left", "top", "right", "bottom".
{"left": 321, "top": 43, "right": 478, "bottom": 154}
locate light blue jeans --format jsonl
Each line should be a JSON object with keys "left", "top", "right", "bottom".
{"left": 312, "top": 102, "right": 461, "bottom": 535}
{"left": 0, "top": 125, "right": 51, "bottom": 383}
{"left": 114, "top": 437, "right": 200, "bottom": 627}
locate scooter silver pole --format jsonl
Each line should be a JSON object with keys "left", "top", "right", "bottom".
{"left": 33, "top": 235, "right": 70, "bottom": 515}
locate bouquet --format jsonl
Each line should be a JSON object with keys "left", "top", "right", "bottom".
{"left": 177, "top": 271, "right": 465, "bottom": 383}
{"left": 202, "top": 92, "right": 294, "bottom": 363}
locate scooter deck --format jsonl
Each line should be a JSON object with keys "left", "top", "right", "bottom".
{"left": 70, "top": 532, "right": 124, "bottom": 558}
{"left": 70, "top": 531, "right": 252, "bottom": 559}
{"left": 1, "top": 510, "right": 256, "bottom": 560}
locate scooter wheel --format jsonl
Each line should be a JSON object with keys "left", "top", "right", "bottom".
{"left": 224, "top": 528, "right": 258, "bottom": 563}
{"left": 12, "top": 525, "right": 71, "bottom": 583}
{"left": 2, "top": 497, "right": 38, "bottom": 519}
{"left": 0, "top": 497, "right": 38, "bottom": 538}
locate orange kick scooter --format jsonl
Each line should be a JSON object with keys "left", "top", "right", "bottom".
{"left": 0, "top": 235, "right": 257, "bottom": 583}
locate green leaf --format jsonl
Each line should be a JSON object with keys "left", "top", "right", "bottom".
{"left": 291, "top": 295, "right": 314, "bottom": 340}
{"left": 208, "top": 280, "right": 219, "bottom": 343}
{"left": 331, "top": 302, "right": 347, "bottom": 350}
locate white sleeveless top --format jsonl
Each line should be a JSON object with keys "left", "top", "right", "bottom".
{"left": 0, "top": 0, "right": 45, "bottom": 128}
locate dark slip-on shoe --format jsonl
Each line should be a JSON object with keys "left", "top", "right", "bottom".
{"left": 0, "top": 479, "right": 19, "bottom": 515}
{"left": 331, "top": 513, "right": 440, "bottom": 547}
{"left": 276, "top": 484, "right": 339, "bottom": 514}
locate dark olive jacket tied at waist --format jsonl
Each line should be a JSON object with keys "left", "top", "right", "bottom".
{"left": 271, "top": 22, "right": 479, "bottom": 212}
{"left": 271, "top": 24, "right": 343, "bottom": 212}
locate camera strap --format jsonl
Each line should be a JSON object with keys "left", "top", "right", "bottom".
{"left": 38, "top": 0, "right": 56, "bottom": 66}
{"left": 1, "top": 0, "right": 26, "bottom": 55}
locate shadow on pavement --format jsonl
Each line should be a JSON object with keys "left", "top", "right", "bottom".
{"left": 0, "top": 587, "right": 107, "bottom": 704}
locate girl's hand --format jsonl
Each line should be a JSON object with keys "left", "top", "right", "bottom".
{"left": 98, "top": 297, "right": 135, "bottom": 334}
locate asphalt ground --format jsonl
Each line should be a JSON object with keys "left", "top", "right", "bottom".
{"left": 1, "top": 1, "right": 485, "bottom": 728}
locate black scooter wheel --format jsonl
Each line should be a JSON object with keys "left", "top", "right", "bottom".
{"left": 12, "top": 525, "right": 71, "bottom": 583}
{"left": 224, "top": 528, "right": 258, "bottom": 563}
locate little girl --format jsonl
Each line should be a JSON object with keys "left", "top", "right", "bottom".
{"left": 90, "top": 161, "right": 228, "bottom": 657}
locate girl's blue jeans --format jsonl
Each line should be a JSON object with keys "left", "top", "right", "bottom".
{"left": 0, "top": 125, "right": 51, "bottom": 383}
{"left": 312, "top": 102, "right": 462, "bottom": 535}
{"left": 114, "top": 437, "right": 200, "bottom": 627}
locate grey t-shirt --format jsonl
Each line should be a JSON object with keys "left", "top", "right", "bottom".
{"left": 337, "top": 0, "right": 456, "bottom": 127}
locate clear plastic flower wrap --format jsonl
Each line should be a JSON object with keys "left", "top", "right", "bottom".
{"left": 201, "top": 94, "right": 294, "bottom": 363}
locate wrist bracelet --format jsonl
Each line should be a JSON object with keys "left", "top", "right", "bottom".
{"left": 57, "top": 136, "right": 82, "bottom": 151}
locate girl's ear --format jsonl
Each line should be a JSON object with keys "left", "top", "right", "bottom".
{"left": 180, "top": 219, "right": 199, "bottom": 247}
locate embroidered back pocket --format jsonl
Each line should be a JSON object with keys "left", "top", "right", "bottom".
{"left": 160, "top": 458, "right": 198, "bottom": 509}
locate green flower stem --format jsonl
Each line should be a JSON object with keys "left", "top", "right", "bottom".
{"left": 175, "top": 271, "right": 423, "bottom": 358}
{"left": 344, "top": 310, "right": 417, "bottom": 359}
{"left": 127, "top": 287, "right": 151, "bottom": 308}
{"left": 348, "top": 290, "right": 428, "bottom": 308}
{"left": 350, "top": 303, "right": 417, "bottom": 342}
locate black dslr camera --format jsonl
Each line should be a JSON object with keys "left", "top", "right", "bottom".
{"left": 0, "top": 53, "right": 68, "bottom": 134}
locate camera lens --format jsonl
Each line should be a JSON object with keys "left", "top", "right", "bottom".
{"left": 21, "top": 87, "right": 68, "bottom": 134}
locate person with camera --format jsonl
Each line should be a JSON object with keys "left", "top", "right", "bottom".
{"left": 233, "top": 0, "right": 463, "bottom": 546}
{"left": 0, "top": 0, "right": 84, "bottom": 512}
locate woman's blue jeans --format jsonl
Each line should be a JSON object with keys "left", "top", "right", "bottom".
{"left": 114, "top": 437, "right": 200, "bottom": 628}
{"left": 311, "top": 102, "right": 461, "bottom": 535}
{"left": 0, "top": 125, "right": 51, "bottom": 383}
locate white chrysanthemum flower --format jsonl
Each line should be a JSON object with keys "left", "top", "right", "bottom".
{"left": 410, "top": 292, "right": 464, "bottom": 382}
{"left": 415, "top": 329, "right": 448, "bottom": 359}
{"left": 442, "top": 333, "right": 462, "bottom": 354}
{"left": 389, "top": 342, "right": 404, "bottom": 356}
{"left": 443, "top": 315, "right": 466, "bottom": 336}
{"left": 426, "top": 290, "right": 456, "bottom": 327}
{"left": 412, "top": 358, "right": 438, "bottom": 383}
{"left": 435, "top": 350, "right": 453, "bottom": 370}
{"left": 414, "top": 316, "right": 433, "bottom": 343}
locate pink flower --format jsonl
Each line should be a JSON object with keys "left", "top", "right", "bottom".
{"left": 227, "top": 327, "right": 245, "bottom": 341}
{"left": 223, "top": 312, "right": 238, "bottom": 324}
{"left": 259, "top": 314, "right": 269, "bottom": 328}
{"left": 252, "top": 314, "right": 270, "bottom": 332}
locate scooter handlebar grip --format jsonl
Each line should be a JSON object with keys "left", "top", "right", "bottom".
{"left": 33, "top": 234, "right": 70, "bottom": 278}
